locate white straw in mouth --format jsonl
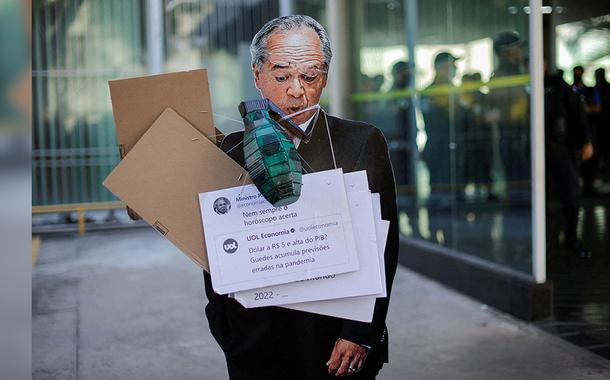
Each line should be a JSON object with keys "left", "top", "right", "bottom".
{"left": 278, "top": 104, "right": 320, "bottom": 122}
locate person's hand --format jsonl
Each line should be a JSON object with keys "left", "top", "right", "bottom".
{"left": 581, "top": 143, "right": 594, "bottom": 161}
{"left": 326, "top": 338, "right": 367, "bottom": 377}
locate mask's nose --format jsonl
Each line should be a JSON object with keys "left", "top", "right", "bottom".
{"left": 287, "top": 77, "right": 305, "bottom": 98}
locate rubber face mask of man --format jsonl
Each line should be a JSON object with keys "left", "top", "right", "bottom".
{"left": 253, "top": 27, "right": 328, "bottom": 126}
{"left": 238, "top": 26, "right": 326, "bottom": 207}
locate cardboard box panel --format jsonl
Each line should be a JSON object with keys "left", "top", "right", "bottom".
{"left": 103, "top": 107, "right": 249, "bottom": 270}
{"left": 109, "top": 69, "right": 217, "bottom": 156}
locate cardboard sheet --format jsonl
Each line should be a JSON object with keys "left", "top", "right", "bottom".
{"left": 109, "top": 69, "right": 218, "bottom": 156}
{"left": 103, "top": 107, "right": 249, "bottom": 270}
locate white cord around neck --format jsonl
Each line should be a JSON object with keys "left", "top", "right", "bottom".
{"left": 323, "top": 110, "right": 338, "bottom": 170}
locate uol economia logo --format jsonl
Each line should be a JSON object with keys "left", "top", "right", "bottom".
{"left": 223, "top": 238, "right": 238, "bottom": 254}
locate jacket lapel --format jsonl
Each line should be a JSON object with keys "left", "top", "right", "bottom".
{"left": 297, "top": 110, "right": 337, "bottom": 174}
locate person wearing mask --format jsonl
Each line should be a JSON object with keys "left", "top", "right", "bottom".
{"left": 204, "top": 15, "right": 399, "bottom": 379}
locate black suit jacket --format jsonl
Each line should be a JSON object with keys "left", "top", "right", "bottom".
{"left": 203, "top": 111, "right": 399, "bottom": 379}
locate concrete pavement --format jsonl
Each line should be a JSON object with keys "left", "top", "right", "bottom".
{"left": 33, "top": 228, "right": 610, "bottom": 379}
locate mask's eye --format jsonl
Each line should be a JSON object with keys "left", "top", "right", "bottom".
{"left": 302, "top": 75, "right": 317, "bottom": 83}
{"left": 275, "top": 75, "right": 288, "bottom": 82}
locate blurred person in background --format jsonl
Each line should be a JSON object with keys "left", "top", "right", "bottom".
{"left": 391, "top": 61, "right": 411, "bottom": 91}
{"left": 545, "top": 65, "right": 594, "bottom": 258}
{"left": 422, "top": 52, "right": 459, "bottom": 191}
{"left": 490, "top": 31, "right": 530, "bottom": 202}
{"left": 557, "top": 69, "right": 569, "bottom": 88}
{"left": 572, "top": 65, "right": 602, "bottom": 196}
{"left": 594, "top": 68, "right": 610, "bottom": 184}
{"left": 359, "top": 73, "right": 386, "bottom": 139}
{"left": 421, "top": 51, "right": 467, "bottom": 244}
{"left": 371, "top": 74, "right": 384, "bottom": 92}
{"left": 361, "top": 73, "right": 384, "bottom": 93}
{"left": 460, "top": 72, "right": 495, "bottom": 201}
{"left": 389, "top": 61, "right": 413, "bottom": 187}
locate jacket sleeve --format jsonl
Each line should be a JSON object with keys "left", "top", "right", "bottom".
{"left": 339, "top": 127, "right": 399, "bottom": 349}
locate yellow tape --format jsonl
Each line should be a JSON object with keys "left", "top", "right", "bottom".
{"left": 32, "top": 201, "right": 125, "bottom": 214}
{"left": 352, "top": 74, "right": 530, "bottom": 102}
{"left": 78, "top": 207, "right": 86, "bottom": 235}
{"left": 32, "top": 237, "right": 41, "bottom": 266}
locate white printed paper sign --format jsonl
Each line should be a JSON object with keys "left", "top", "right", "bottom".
{"left": 199, "top": 169, "right": 359, "bottom": 294}
{"left": 233, "top": 189, "right": 383, "bottom": 307}
{"left": 282, "top": 216, "right": 390, "bottom": 322}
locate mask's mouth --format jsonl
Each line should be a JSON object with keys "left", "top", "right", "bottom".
{"left": 280, "top": 104, "right": 320, "bottom": 122}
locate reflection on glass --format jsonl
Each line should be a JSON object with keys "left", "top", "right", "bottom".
{"left": 32, "top": 0, "right": 146, "bottom": 206}
{"left": 32, "top": 0, "right": 281, "bottom": 206}
{"left": 490, "top": 31, "right": 531, "bottom": 203}
{"left": 350, "top": 0, "right": 533, "bottom": 274}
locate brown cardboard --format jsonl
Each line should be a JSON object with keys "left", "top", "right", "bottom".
{"left": 109, "top": 69, "right": 218, "bottom": 156}
{"left": 103, "top": 107, "right": 250, "bottom": 270}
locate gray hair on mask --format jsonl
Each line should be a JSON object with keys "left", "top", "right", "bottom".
{"left": 250, "top": 15, "right": 332, "bottom": 71}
